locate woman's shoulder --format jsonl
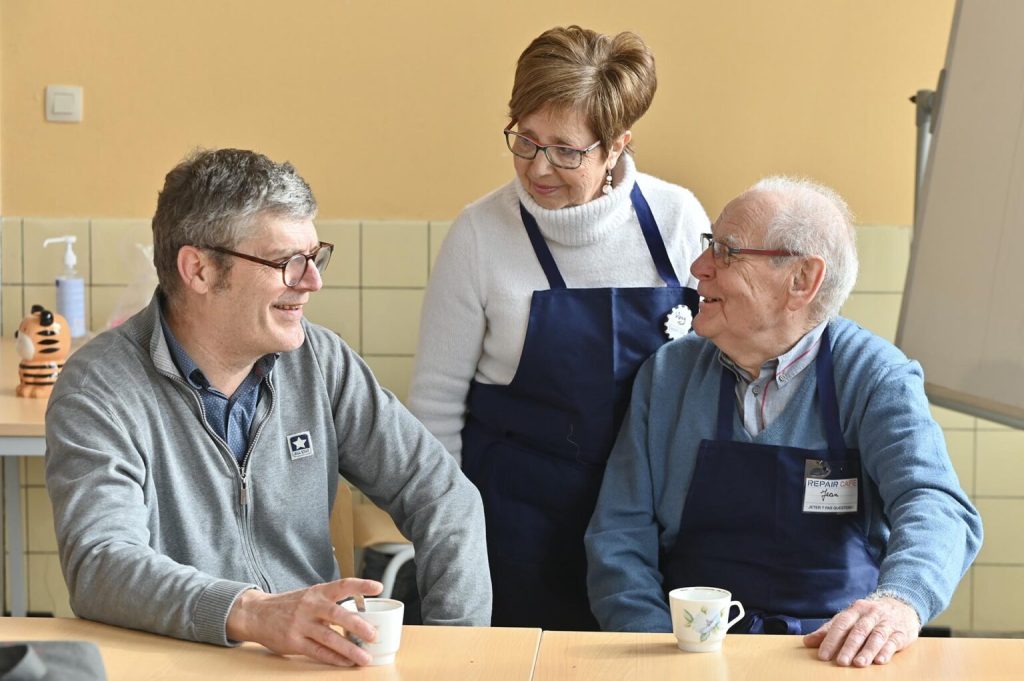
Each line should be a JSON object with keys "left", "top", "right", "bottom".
{"left": 434, "top": 179, "right": 526, "bottom": 267}
{"left": 444, "top": 180, "right": 518, "bottom": 236}
{"left": 458, "top": 179, "right": 520, "bottom": 221}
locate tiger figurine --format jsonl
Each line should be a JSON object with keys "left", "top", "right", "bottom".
{"left": 15, "top": 304, "right": 72, "bottom": 398}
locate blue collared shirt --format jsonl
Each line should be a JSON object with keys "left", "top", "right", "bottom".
{"left": 719, "top": 320, "right": 828, "bottom": 436}
{"left": 159, "top": 314, "right": 277, "bottom": 464}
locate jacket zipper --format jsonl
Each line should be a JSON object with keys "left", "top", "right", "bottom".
{"left": 236, "top": 380, "right": 277, "bottom": 590}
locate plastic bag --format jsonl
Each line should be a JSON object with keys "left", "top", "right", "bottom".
{"left": 105, "top": 243, "right": 157, "bottom": 329}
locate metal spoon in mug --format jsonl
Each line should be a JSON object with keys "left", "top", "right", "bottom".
{"left": 346, "top": 595, "right": 368, "bottom": 649}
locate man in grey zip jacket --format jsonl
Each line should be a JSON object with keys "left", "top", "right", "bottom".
{"left": 45, "top": 149, "right": 491, "bottom": 667}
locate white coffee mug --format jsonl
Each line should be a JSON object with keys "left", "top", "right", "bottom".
{"left": 669, "top": 586, "right": 745, "bottom": 652}
{"left": 341, "top": 597, "right": 405, "bottom": 665}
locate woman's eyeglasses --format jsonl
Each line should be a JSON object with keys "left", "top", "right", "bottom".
{"left": 503, "top": 129, "right": 602, "bottom": 169}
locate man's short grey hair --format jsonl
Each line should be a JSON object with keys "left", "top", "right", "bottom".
{"left": 152, "top": 148, "right": 318, "bottom": 301}
{"left": 748, "top": 176, "right": 858, "bottom": 322}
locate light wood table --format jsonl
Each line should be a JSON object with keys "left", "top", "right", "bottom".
{"left": 0, "top": 338, "right": 49, "bottom": 616}
{"left": 533, "top": 630, "right": 1024, "bottom": 681}
{"left": 0, "top": 617, "right": 542, "bottom": 680}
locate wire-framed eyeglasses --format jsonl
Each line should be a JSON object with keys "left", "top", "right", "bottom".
{"left": 700, "top": 233, "right": 799, "bottom": 267}
{"left": 207, "top": 241, "right": 334, "bottom": 287}
{"left": 503, "top": 129, "right": 602, "bottom": 169}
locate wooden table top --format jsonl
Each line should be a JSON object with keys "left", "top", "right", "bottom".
{"left": 0, "top": 338, "right": 49, "bottom": 437}
{"left": 532, "top": 630, "right": 1024, "bottom": 681}
{"left": 1, "top": 617, "right": 543, "bottom": 680}
{"left": 6, "top": 617, "right": 1023, "bottom": 679}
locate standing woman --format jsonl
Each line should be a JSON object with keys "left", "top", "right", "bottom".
{"left": 409, "top": 25, "right": 707, "bottom": 630}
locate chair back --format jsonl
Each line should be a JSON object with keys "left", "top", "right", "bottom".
{"left": 353, "top": 500, "right": 410, "bottom": 547}
{"left": 331, "top": 482, "right": 357, "bottom": 578}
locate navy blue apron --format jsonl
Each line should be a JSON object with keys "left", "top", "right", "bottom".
{"left": 661, "top": 326, "right": 880, "bottom": 635}
{"left": 462, "top": 184, "right": 699, "bottom": 630}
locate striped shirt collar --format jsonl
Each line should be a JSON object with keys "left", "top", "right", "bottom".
{"left": 719, "top": 319, "right": 829, "bottom": 387}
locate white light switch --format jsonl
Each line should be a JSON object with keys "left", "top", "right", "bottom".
{"left": 52, "top": 93, "right": 75, "bottom": 115}
{"left": 45, "top": 85, "right": 83, "bottom": 123}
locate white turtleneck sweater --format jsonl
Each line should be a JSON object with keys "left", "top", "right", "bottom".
{"left": 409, "top": 155, "right": 709, "bottom": 461}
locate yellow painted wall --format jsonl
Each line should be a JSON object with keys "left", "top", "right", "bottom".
{"left": 6, "top": 2, "right": 1023, "bottom": 631}
{"left": 0, "top": 0, "right": 5, "bottom": 213}
{"left": 1, "top": 0, "right": 954, "bottom": 223}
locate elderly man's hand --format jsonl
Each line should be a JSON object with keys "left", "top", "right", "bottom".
{"left": 226, "top": 578, "right": 384, "bottom": 667}
{"left": 802, "top": 596, "right": 920, "bottom": 667}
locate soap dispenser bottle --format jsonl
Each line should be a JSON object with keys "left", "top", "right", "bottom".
{"left": 43, "top": 236, "right": 87, "bottom": 338}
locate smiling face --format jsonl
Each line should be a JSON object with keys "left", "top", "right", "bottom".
{"left": 206, "top": 215, "right": 323, "bottom": 364}
{"left": 690, "top": 195, "right": 805, "bottom": 371}
{"left": 512, "top": 106, "right": 625, "bottom": 210}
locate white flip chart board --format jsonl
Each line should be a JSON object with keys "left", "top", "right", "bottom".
{"left": 896, "top": 0, "right": 1024, "bottom": 428}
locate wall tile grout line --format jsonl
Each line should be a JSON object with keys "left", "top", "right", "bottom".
{"left": 3, "top": 217, "right": 1021, "bottom": 627}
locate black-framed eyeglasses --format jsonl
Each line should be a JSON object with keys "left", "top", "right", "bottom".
{"left": 700, "top": 233, "right": 799, "bottom": 267}
{"left": 503, "top": 129, "right": 602, "bottom": 169}
{"left": 207, "top": 241, "right": 334, "bottom": 287}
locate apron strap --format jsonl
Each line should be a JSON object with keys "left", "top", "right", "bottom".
{"left": 518, "top": 182, "right": 681, "bottom": 291}
{"left": 519, "top": 203, "right": 567, "bottom": 289}
{"left": 716, "top": 367, "right": 737, "bottom": 441}
{"left": 631, "top": 183, "right": 681, "bottom": 287}
{"left": 813, "top": 325, "right": 847, "bottom": 454}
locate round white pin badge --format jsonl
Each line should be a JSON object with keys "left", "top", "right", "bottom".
{"left": 664, "top": 304, "right": 693, "bottom": 340}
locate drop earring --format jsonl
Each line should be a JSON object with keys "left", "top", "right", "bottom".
{"left": 602, "top": 168, "right": 613, "bottom": 194}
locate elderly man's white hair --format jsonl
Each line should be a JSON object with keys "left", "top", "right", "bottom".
{"left": 746, "top": 176, "right": 858, "bottom": 322}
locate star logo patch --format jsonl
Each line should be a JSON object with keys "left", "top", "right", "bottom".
{"left": 288, "top": 431, "right": 314, "bottom": 460}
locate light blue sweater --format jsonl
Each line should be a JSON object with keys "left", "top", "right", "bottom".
{"left": 585, "top": 317, "right": 982, "bottom": 632}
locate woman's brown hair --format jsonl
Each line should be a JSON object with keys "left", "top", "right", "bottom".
{"left": 508, "top": 25, "right": 657, "bottom": 153}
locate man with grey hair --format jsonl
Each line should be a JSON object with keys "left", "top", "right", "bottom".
{"left": 585, "top": 177, "right": 981, "bottom": 667}
{"left": 45, "top": 149, "right": 490, "bottom": 667}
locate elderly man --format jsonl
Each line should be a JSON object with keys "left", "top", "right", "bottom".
{"left": 585, "top": 177, "right": 981, "bottom": 667}
{"left": 45, "top": 149, "right": 490, "bottom": 667}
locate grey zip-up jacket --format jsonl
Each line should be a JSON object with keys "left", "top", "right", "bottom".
{"left": 45, "top": 294, "right": 491, "bottom": 645}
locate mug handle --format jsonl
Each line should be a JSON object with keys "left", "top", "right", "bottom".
{"left": 724, "top": 601, "right": 745, "bottom": 631}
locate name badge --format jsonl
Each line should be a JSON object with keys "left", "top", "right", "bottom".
{"left": 802, "top": 459, "right": 859, "bottom": 514}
